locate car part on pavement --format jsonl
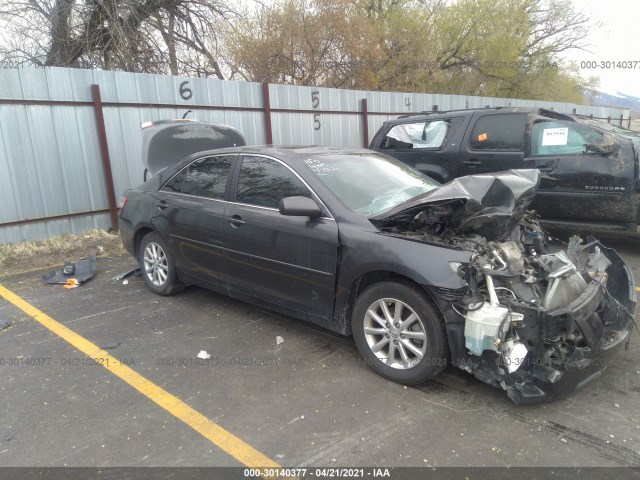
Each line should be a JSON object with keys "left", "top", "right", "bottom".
{"left": 42, "top": 255, "right": 96, "bottom": 286}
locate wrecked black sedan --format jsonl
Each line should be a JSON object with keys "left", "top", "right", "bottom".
{"left": 119, "top": 145, "right": 636, "bottom": 403}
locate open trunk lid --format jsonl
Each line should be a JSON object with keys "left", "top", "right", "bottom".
{"left": 141, "top": 120, "right": 246, "bottom": 177}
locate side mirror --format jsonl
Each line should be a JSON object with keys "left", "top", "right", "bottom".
{"left": 279, "top": 196, "right": 322, "bottom": 218}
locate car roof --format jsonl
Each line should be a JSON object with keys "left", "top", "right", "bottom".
{"left": 197, "top": 145, "right": 377, "bottom": 162}
{"left": 385, "top": 107, "right": 574, "bottom": 124}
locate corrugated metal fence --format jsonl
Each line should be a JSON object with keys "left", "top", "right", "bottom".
{"left": 0, "top": 66, "right": 631, "bottom": 244}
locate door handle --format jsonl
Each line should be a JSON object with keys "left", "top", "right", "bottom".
{"left": 463, "top": 160, "right": 482, "bottom": 166}
{"left": 155, "top": 201, "right": 168, "bottom": 210}
{"left": 228, "top": 215, "right": 245, "bottom": 227}
{"left": 537, "top": 158, "right": 559, "bottom": 173}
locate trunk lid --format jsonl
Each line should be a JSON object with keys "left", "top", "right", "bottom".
{"left": 141, "top": 120, "right": 246, "bottom": 177}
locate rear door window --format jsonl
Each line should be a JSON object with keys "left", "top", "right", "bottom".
{"left": 382, "top": 120, "right": 448, "bottom": 150}
{"left": 163, "top": 155, "right": 234, "bottom": 199}
{"left": 163, "top": 170, "right": 185, "bottom": 193}
{"left": 469, "top": 114, "right": 527, "bottom": 150}
{"left": 530, "top": 121, "right": 611, "bottom": 156}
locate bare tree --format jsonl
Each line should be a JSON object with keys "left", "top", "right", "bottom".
{"left": 0, "top": 0, "right": 235, "bottom": 76}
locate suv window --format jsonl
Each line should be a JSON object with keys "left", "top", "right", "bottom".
{"left": 163, "top": 155, "right": 234, "bottom": 199}
{"left": 469, "top": 114, "right": 527, "bottom": 150}
{"left": 236, "top": 156, "right": 310, "bottom": 209}
{"left": 382, "top": 120, "right": 448, "bottom": 150}
{"left": 531, "top": 121, "right": 608, "bottom": 156}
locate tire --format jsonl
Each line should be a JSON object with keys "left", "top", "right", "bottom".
{"left": 138, "top": 231, "right": 183, "bottom": 296}
{"left": 352, "top": 281, "right": 448, "bottom": 384}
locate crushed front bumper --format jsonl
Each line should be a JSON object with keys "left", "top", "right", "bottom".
{"left": 468, "top": 241, "right": 637, "bottom": 404}
{"left": 511, "top": 241, "right": 635, "bottom": 403}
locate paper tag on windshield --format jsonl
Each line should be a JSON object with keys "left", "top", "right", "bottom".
{"left": 541, "top": 127, "right": 568, "bottom": 146}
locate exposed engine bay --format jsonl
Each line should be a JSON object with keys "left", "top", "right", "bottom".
{"left": 375, "top": 170, "right": 637, "bottom": 403}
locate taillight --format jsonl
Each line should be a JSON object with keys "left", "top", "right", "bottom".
{"left": 118, "top": 195, "right": 128, "bottom": 211}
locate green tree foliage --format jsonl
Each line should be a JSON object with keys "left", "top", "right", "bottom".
{"left": 0, "top": 0, "right": 599, "bottom": 101}
{"left": 226, "top": 0, "right": 378, "bottom": 87}
{"left": 226, "top": 0, "right": 597, "bottom": 102}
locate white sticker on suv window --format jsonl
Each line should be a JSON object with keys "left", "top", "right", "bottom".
{"left": 541, "top": 127, "right": 568, "bottom": 146}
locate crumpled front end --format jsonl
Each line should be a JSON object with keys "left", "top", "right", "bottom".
{"left": 452, "top": 233, "right": 636, "bottom": 403}
{"left": 377, "top": 170, "right": 637, "bottom": 403}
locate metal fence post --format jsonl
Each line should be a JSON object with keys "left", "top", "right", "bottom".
{"left": 262, "top": 83, "right": 273, "bottom": 144}
{"left": 91, "top": 84, "right": 119, "bottom": 231}
{"left": 361, "top": 98, "right": 369, "bottom": 148}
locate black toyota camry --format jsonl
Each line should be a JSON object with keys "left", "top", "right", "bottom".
{"left": 119, "top": 122, "right": 636, "bottom": 404}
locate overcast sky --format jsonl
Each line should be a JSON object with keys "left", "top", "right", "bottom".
{"left": 566, "top": 0, "right": 640, "bottom": 98}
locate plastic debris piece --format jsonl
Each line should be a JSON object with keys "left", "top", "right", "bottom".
{"left": 101, "top": 342, "right": 120, "bottom": 350}
{"left": 276, "top": 336, "right": 284, "bottom": 345}
{"left": 123, "top": 280, "right": 129, "bottom": 285}
{"left": 63, "top": 262, "right": 76, "bottom": 276}
{"left": 111, "top": 267, "right": 140, "bottom": 282}
{"left": 197, "top": 350, "right": 211, "bottom": 360}
{"left": 43, "top": 256, "right": 96, "bottom": 286}
{"left": 63, "top": 279, "right": 80, "bottom": 289}
{"left": 0, "top": 320, "right": 12, "bottom": 332}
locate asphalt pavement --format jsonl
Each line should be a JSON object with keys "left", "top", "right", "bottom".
{"left": 0, "top": 235, "right": 639, "bottom": 472}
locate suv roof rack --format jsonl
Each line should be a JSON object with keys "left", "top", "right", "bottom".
{"left": 396, "top": 106, "right": 508, "bottom": 119}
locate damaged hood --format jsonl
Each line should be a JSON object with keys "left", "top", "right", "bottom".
{"left": 370, "top": 169, "right": 541, "bottom": 240}
{"left": 141, "top": 120, "right": 246, "bottom": 176}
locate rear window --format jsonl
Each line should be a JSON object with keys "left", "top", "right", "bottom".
{"left": 469, "top": 114, "right": 527, "bottom": 150}
{"left": 381, "top": 120, "right": 448, "bottom": 150}
{"left": 531, "top": 121, "right": 609, "bottom": 156}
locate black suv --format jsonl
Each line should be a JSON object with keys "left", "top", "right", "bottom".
{"left": 370, "top": 107, "right": 640, "bottom": 232}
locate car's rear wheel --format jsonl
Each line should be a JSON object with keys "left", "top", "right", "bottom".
{"left": 139, "top": 232, "right": 183, "bottom": 296}
{"left": 352, "top": 281, "right": 448, "bottom": 384}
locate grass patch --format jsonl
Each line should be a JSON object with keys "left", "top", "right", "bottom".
{"left": 0, "top": 229, "right": 126, "bottom": 277}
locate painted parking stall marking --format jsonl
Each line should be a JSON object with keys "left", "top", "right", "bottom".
{"left": 0, "top": 283, "right": 280, "bottom": 471}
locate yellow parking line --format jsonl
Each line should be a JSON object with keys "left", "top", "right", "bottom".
{"left": 0, "top": 284, "right": 279, "bottom": 470}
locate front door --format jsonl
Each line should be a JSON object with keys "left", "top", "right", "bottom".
{"left": 457, "top": 112, "right": 528, "bottom": 176}
{"left": 524, "top": 119, "right": 637, "bottom": 225}
{"left": 223, "top": 155, "right": 339, "bottom": 320}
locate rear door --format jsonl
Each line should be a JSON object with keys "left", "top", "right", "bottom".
{"left": 457, "top": 112, "right": 528, "bottom": 175}
{"left": 374, "top": 117, "right": 464, "bottom": 183}
{"left": 524, "top": 119, "right": 637, "bottom": 224}
{"left": 153, "top": 154, "right": 236, "bottom": 290}
{"left": 223, "top": 155, "right": 339, "bottom": 320}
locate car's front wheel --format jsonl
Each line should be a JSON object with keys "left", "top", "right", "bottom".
{"left": 139, "top": 232, "right": 183, "bottom": 296}
{"left": 352, "top": 281, "right": 448, "bottom": 384}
